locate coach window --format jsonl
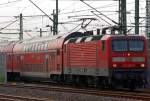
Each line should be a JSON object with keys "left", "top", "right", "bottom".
{"left": 102, "top": 41, "right": 106, "bottom": 52}
{"left": 32, "top": 44, "right": 35, "bottom": 51}
{"left": 38, "top": 44, "right": 40, "bottom": 51}
{"left": 40, "top": 44, "right": 42, "bottom": 51}
{"left": 27, "top": 45, "right": 30, "bottom": 52}
{"left": 30, "top": 45, "right": 32, "bottom": 51}
{"left": 28, "top": 45, "right": 30, "bottom": 52}
{"left": 31, "top": 44, "right": 33, "bottom": 51}
{"left": 40, "top": 44, "right": 43, "bottom": 50}
{"left": 27, "top": 45, "right": 30, "bottom": 51}
{"left": 41, "top": 44, "right": 44, "bottom": 50}
{"left": 45, "top": 43, "right": 48, "bottom": 50}
{"left": 42, "top": 44, "right": 45, "bottom": 50}
{"left": 34, "top": 44, "right": 37, "bottom": 51}
{"left": 46, "top": 42, "right": 49, "bottom": 50}
{"left": 23, "top": 46, "right": 25, "bottom": 51}
{"left": 25, "top": 45, "right": 27, "bottom": 52}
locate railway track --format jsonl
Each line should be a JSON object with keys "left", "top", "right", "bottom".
{"left": 0, "top": 82, "right": 150, "bottom": 101}
{"left": 0, "top": 93, "right": 48, "bottom": 101}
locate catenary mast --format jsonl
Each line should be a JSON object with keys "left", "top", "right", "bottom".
{"left": 146, "top": 0, "right": 150, "bottom": 37}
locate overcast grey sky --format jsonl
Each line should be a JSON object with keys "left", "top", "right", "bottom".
{"left": 0, "top": 0, "right": 146, "bottom": 40}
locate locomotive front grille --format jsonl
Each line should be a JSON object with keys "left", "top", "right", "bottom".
{"left": 112, "top": 57, "right": 145, "bottom": 62}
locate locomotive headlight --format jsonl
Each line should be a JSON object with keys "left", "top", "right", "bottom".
{"left": 140, "top": 64, "right": 145, "bottom": 67}
{"left": 112, "top": 57, "right": 125, "bottom": 62}
{"left": 113, "top": 64, "right": 117, "bottom": 67}
{"left": 132, "top": 57, "right": 145, "bottom": 62}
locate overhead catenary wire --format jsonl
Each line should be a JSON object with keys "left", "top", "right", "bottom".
{"left": 0, "top": 0, "right": 22, "bottom": 6}
{"left": 0, "top": 0, "right": 145, "bottom": 39}
{"left": 0, "top": 1, "right": 144, "bottom": 18}
{"left": 0, "top": 20, "right": 18, "bottom": 24}
{"left": 60, "top": 24, "right": 69, "bottom": 32}
{"left": 59, "top": 0, "right": 143, "bottom": 15}
{"left": 67, "top": 23, "right": 82, "bottom": 34}
{"left": 91, "top": 11, "right": 112, "bottom": 26}
{"left": 80, "top": 0, "right": 118, "bottom": 25}
{"left": 59, "top": 2, "right": 118, "bottom": 15}
{"left": 28, "top": 0, "right": 54, "bottom": 23}
{"left": 0, "top": 36, "right": 14, "bottom": 39}
{"left": 126, "top": 19, "right": 145, "bottom": 33}
{"left": 67, "top": 12, "right": 117, "bottom": 18}
{"left": 0, "top": 18, "right": 19, "bottom": 31}
{"left": 81, "top": 19, "right": 94, "bottom": 29}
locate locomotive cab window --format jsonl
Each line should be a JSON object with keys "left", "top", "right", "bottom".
{"left": 112, "top": 39, "right": 144, "bottom": 52}
{"left": 112, "top": 40, "right": 128, "bottom": 52}
{"left": 129, "top": 40, "right": 144, "bottom": 51}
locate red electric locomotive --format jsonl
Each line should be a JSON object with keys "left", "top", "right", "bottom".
{"left": 63, "top": 33, "right": 147, "bottom": 90}
{"left": 3, "top": 30, "right": 147, "bottom": 90}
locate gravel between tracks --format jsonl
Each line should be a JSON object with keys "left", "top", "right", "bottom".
{"left": 0, "top": 85, "right": 142, "bottom": 101}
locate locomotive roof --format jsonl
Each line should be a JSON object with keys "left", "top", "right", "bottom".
{"left": 64, "top": 35, "right": 103, "bottom": 44}
{"left": 64, "top": 34, "right": 145, "bottom": 44}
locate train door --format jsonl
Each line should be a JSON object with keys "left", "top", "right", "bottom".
{"left": 20, "top": 55, "right": 24, "bottom": 76}
{"left": 45, "top": 52, "right": 56, "bottom": 74}
{"left": 45, "top": 50, "right": 61, "bottom": 76}
{"left": 51, "top": 50, "right": 61, "bottom": 73}
{"left": 56, "top": 49, "right": 61, "bottom": 72}
{"left": 45, "top": 54, "right": 49, "bottom": 77}
{"left": 50, "top": 52, "right": 56, "bottom": 72}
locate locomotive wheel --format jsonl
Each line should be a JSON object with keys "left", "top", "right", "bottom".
{"left": 78, "top": 76, "right": 87, "bottom": 86}
{"left": 129, "top": 80, "right": 136, "bottom": 91}
{"left": 110, "top": 80, "right": 116, "bottom": 89}
{"left": 72, "top": 75, "right": 78, "bottom": 86}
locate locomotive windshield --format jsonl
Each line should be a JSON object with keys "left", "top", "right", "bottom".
{"left": 112, "top": 39, "right": 144, "bottom": 52}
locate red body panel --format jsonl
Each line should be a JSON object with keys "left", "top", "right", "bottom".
{"left": 15, "top": 37, "right": 64, "bottom": 77}
{"left": 109, "top": 36, "right": 147, "bottom": 69}
{"left": 65, "top": 42, "right": 97, "bottom": 67}
{"left": 97, "top": 40, "right": 110, "bottom": 68}
{"left": 63, "top": 35, "right": 147, "bottom": 76}
{"left": 0, "top": 33, "right": 146, "bottom": 82}
{"left": 64, "top": 41, "right": 110, "bottom": 69}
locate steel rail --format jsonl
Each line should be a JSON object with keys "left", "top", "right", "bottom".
{"left": 1, "top": 83, "right": 150, "bottom": 100}
{"left": 0, "top": 93, "right": 48, "bottom": 101}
